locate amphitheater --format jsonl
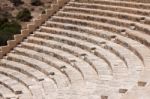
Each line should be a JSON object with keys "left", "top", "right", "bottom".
{"left": 0, "top": 0, "right": 150, "bottom": 99}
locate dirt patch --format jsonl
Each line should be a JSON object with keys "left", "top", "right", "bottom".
{"left": 0, "top": 0, "right": 53, "bottom": 28}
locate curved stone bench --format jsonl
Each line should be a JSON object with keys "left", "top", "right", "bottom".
{"left": 13, "top": 47, "right": 70, "bottom": 88}
{"left": 0, "top": 0, "right": 149, "bottom": 98}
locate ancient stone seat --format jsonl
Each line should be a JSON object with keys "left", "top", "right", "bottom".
{"left": 0, "top": 0, "right": 150, "bottom": 98}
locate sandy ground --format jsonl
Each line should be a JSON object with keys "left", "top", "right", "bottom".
{"left": 0, "top": 0, "right": 53, "bottom": 28}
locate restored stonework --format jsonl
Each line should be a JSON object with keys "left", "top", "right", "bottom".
{"left": 0, "top": 0, "right": 150, "bottom": 99}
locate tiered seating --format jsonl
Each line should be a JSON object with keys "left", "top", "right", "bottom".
{"left": 0, "top": 0, "right": 149, "bottom": 99}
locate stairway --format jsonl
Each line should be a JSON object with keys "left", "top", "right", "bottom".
{"left": 0, "top": 0, "right": 150, "bottom": 99}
